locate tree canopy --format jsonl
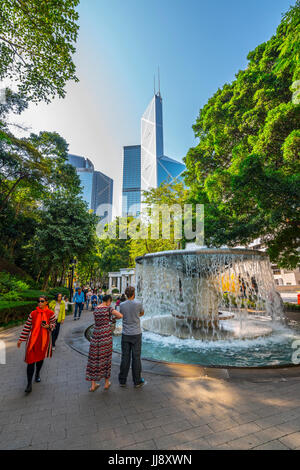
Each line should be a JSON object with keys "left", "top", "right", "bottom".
{"left": 0, "top": 0, "right": 79, "bottom": 102}
{"left": 184, "top": 1, "right": 300, "bottom": 268}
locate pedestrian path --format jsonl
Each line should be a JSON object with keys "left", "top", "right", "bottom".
{"left": 1, "top": 310, "right": 300, "bottom": 450}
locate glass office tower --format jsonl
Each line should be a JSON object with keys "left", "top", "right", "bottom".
{"left": 122, "top": 91, "right": 186, "bottom": 217}
{"left": 92, "top": 170, "right": 113, "bottom": 219}
{"left": 67, "top": 154, "right": 113, "bottom": 221}
{"left": 157, "top": 155, "right": 185, "bottom": 186}
{"left": 122, "top": 145, "right": 141, "bottom": 216}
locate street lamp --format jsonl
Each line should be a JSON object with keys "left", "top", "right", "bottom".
{"left": 69, "top": 258, "right": 77, "bottom": 300}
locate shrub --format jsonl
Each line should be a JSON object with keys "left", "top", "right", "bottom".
{"left": 19, "top": 290, "right": 47, "bottom": 301}
{"left": 112, "top": 288, "right": 119, "bottom": 294}
{"left": 0, "top": 301, "right": 36, "bottom": 326}
{"left": 0, "top": 272, "right": 29, "bottom": 294}
{"left": 284, "top": 303, "right": 300, "bottom": 312}
{"left": 1, "top": 291, "right": 22, "bottom": 301}
{"left": 47, "top": 287, "right": 69, "bottom": 300}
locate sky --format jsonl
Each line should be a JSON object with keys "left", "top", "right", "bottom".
{"left": 10, "top": 0, "right": 294, "bottom": 215}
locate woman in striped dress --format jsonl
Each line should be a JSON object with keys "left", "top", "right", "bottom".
{"left": 86, "top": 294, "right": 122, "bottom": 391}
{"left": 17, "top": 296, "right": 56, "bottom": 394}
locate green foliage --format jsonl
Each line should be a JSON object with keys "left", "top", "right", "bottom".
{"left": 0, "top": 0, "right": 79, "bottom": 102}
{"left": 0, "top": 300, "right": 36, "bottom": 325}
{"left": 129, "top": 180, "right": 188, "bottom": 264}
{"left": 47, "top": 287, "right": 69, "bottom": 299}
{"left": 184, "top": 2, "right": 300, "bottom": 268}
{"left": 112, "top": 288, "right": 119, "bottom": 294}
{"left": 1, "top": 290, "right": 22, "bottom": 300}
{"left": 18, "top": 289, "right": 46, "bottom": 300}
{"left": 284, "top": 302, "right": 300, "bottom": 311}
{"left": 0, "top": 271, "right": 29, "bottom": 294}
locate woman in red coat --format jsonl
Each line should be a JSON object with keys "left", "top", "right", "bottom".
{"left": 17, "top": 296, "right": 56, "bottom": 394}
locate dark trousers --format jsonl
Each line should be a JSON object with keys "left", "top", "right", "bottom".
{"left": 119, "top": 334, "right": 142, "bottom": 385}
{"left": 52, "top": 322, "right": 61, "bottom": 347}
{"left": 74, "top": 302, "right": 84, "bottom": 318}
{"left": 27, "top": 360, "right": 44, "bottom": 385}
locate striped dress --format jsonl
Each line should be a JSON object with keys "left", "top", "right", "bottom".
{"left": 86, "top": 306, "right": 113, "bottom": 381}
{"left": 19, "top": 308, "right": 56, "bottom": 364}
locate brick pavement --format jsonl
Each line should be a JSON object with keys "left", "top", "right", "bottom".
{"left": 1, "top": 310, "right": 300, "bottom": 450}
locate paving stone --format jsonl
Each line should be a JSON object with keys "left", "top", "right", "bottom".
{"left": 253, "top": 440, "right": 290, "bottom": 450}
{"left": 121, "top": 439, "right": 157, "bottom": 450}
{"left": 279, "top": 432, "right": 300, "bottom": 449}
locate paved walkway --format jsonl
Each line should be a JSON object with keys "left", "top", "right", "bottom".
{"left": 1, "top": 310, "right": 300, "bottom": 450}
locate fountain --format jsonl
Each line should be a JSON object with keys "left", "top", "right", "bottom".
{"left": 86, "top": 247, "right": 299, "bottom": 367}
{"left": 124, "top": 248, "right": 299, "bottom": 367}
{"left": 135, "top": 248, "right": 282, "bottom": 340}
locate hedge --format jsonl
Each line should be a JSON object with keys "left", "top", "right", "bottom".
{"left": 0, "top": 301, "right": 37, "bottom": 326}
{"left": 284, "top": 302, "right": 300, "bottom": 312}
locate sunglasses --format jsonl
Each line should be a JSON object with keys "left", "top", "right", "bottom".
{"left": 38, "top": 299, "right": 45, "bottom": 303}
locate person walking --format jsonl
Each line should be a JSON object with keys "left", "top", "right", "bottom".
{"left": 86, "top": 288, "right": 92, "bottom": 310}
{"left": 118, "top": 286, "right": 145, "bottom": 388}
{"left": 17, "top": 296, "right": 56, "bottom": 394}
{"left": 49, "top": 293, "right": 66, "bottom": 350}
{"left": 73, "top": 287, "right": 85, "bottom": 320}
{"left": 120, "top": 293, "right": 126, "bottom": 303}
{"left": 86, "top": 294, "right": 122, "bottom": 391}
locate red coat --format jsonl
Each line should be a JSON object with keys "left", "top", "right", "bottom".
{"left": 19, "top": 307, "right": 56, "bottom": 364}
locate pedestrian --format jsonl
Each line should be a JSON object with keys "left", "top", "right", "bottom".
{"left": 120, "top": 293, "right": 126, "bottom": 303}
{"left": 115, "top": 297, "right": 121, "bottom": 310}
{"left": 91, "top": 290, "right": 98, "bottom": 310}
{"left": 86, "top": 294, "right": 122, "bottom": 391}
{"left": 86, "top": 288, "right": 92, "bottom": 310}
{"left": 17, "top": 296, "right": 56, "bottom": 394}
{"left": 73, "top": 287, "right": 85, "bottom": 320}
{"left": 49, "top": 293, "right": 66, "bottom": 350}
{"left": 118, "top": 286, "right": 145, "bottom": 388}
{"left": 98, "top": 289, "right": 103, "bottom": 304}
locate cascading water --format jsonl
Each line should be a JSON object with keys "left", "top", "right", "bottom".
{"left": 135, "top": 249, "right": 283, "bottom": 341}
{"left": 114, "top": 248, "right": 299, "bottom": 367}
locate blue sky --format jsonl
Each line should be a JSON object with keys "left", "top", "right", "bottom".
{"left": 14, "top": 0, "right": 294, "bottom": 214}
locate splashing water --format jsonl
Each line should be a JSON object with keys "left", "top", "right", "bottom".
{"left": 135, "top": 249, "right": 284, "bottom": 341}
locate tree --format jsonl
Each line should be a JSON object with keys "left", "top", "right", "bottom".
{"left": 33, "top": 193, "right": 97, "bottom": 289}
{"left": 129, "top": 180, "right": 189, "bottom": 263}
{"left": 184, "top": 2, "right": 300, "bottom": 267}
{"left": 0, "top": 0, "right": 79, "bottom": 102}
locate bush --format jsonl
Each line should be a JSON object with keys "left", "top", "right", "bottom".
{"left": 1, "top": 290, "right": 22, "bottom": 301}
{"left": 47, "top": 287, "right": 69, "bottom": 300}
{"left": 112, "top": 288, "right": 119, "bottom": 294}
{"left": 0, "top": 301, "right": 36, "bottom": 326}
{"left": 0, "top": 272, "right": 29, "bottom": 294}
{"left": 19, "top": 289, "right": 47, "bottom": 301}
{"left": 284, "top": 302, "right": 300, "bottom": 312}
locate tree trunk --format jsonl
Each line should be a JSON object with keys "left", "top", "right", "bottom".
{"left": 42, "top": 266, "right": 52, "bottom": 290}
{"left": 0, "top": 176, "right": 25, "bottom": 212}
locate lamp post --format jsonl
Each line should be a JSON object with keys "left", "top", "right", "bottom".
{"left": 69, "top": 258, "right": 77, "bottom": 300}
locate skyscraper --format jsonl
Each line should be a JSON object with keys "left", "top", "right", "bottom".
{"left": 67, "top": 154, "right": 113, "bottom": 221}
{"left": 122, "top": 145, "right": 141, "bottom": 217}
{"left": 122, "top": 91, "right": 185, "bottom": 216}
{"left": 92, "top": 170, "right": 113, "bottom": 220}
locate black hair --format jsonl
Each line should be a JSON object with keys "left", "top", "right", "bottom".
{"left": 54, "top": 293, "right": 63, "bottom": 301}
{"left": 38, "top": 295, "right": 48, "bottom": 304}
{"left": 103, "top": 294, "right": 112, "bottom": 302}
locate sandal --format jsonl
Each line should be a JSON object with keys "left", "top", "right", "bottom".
{"left": 89, "top": 383, "right": 100, "bottom": 392}
{"left": 104, "top": 381, "right": 111, "bottom": 390}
